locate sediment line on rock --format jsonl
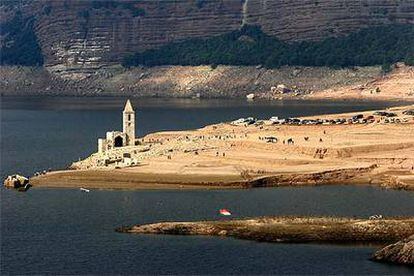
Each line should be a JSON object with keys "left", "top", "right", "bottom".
{"left": 116, "top": 217, "right": 414, "bottom": 245}
{"left": 372, "top": 235, "right": 414, "bottom": 265}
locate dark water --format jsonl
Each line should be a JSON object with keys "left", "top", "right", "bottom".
{"left": 2, "top": 187, "right": 414, "bottom": 275}
{"left": 1, "top": 97, "right": 413, "bottom": 275}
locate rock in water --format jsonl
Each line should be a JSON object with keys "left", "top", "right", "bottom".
{"left": 372, "top": 235, "right": 414, "bottom": 265}
{"left": 4, "top": 174, "right": 29, "bottom": 189}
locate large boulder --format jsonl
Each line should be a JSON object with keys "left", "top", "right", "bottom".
{"left": 372, "top": 235, "right": 414, "bottom": 265}
{"left": 4, "top": 174, "right": 29, "bottom": 189}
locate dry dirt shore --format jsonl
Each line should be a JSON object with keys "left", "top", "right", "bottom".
{"left": 116, "top": 216, "right": 414, "bottom": 245}
{"left": 1, "top": 64, "right": 413, "bottom": 101}
{"left": 31, "top": 105, "right": 414, "bottom": 190}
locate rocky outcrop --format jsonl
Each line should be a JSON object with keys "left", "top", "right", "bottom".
{"left": 4, "top": 174, "right": 31, "bottom": 191}
{"left": 117, "top": 217, "right": 414, "bottom": 244}
{"left": 245, "top": 0, "right": 414, "bottom": 41}
{"left": 4, "top": 174, "right": 29, "bottom": 188}
{"left": 373, "top": 235, "right": 414, "bottom": 265}
{"left": 1, "top": 0, "right": 413, "bottom": 68}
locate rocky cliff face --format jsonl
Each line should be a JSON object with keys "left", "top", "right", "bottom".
{"left": 373, "top": 235, "right": 414, "bottom": 265}
{"left": 1, "top": 0, "right": 413, "bottom": 68}
{"left": 2, "top": 0, "right": 242, "bottom": 69}
{"left": 245, "top": 0, "right": 414, "bottom": 41}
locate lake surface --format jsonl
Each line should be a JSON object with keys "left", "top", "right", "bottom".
{"left": 2, "top": 186, "right": 414, "bottom": 275}
{"left": 1, "top": 97, "right": 413, "bottom": 275}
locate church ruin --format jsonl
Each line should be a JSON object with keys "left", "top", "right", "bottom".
{"left": 98, "top": 100, "right": 136, "bottom": 153}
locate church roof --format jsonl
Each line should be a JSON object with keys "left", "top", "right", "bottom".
{"left": 123, "top": 99, "right": 134, "bottom": 112}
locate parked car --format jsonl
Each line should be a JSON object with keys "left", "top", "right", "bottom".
{"left": 352, "top": 114, "right": 364, "bottom": 120}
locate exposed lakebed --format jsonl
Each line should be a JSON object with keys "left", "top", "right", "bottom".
{"left": 1, "top": 97, "right": 413, "bottom": 274}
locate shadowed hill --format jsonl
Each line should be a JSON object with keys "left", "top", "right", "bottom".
{"left": 1, "top": 0, "right": 413, "bottom": 68}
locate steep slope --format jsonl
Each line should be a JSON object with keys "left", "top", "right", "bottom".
{"left": 1, "top": 0, "right": 413, "bottom": 68}
{"left": 245, "top": 0, "right": 414, "bottom": 41}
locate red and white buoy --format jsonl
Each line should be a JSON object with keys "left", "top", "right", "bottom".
{"left": 219, "top": 209, "right": 232, "bottom": 216}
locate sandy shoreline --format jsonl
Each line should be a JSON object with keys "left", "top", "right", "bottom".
{"left": 30, "top": 169, "right": 245, "bottom": 190}
{"left": 30, "top": 166, "right": 382, "bottom": 190}
{"left": 31, "top": 105, "right": 414, "bottom": 191}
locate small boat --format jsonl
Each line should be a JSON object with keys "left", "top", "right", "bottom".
{"left": 80, "top": 188, "right": 90, "bottom": 193}
{"left": 219, "top": 209, "right": 232, "bottom": 216}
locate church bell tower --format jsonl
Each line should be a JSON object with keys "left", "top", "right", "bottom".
{"left": 123, "top": 99, "right": 135, "bottom": 146}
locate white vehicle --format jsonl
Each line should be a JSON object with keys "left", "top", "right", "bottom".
{"left": 246, "top": 93, "right": 255, "bottom": 100}
{"left": 369, "top": 214, "right": 383, "bottom": 220}
{"left": 269, "top": 116, "right": 279, "bottom": 122}
{"left": 80, "top": 188, "right": 90, "bottom": 193}
{"left": 231, "top": 118, "right": 246, "bottom": 125}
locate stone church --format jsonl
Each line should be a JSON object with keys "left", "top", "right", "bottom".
{"left": 98, "top": 100, "right": 136, "bottom": 153}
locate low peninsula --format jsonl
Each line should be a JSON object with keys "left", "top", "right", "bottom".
{"left": 116, "top": 216, "right": 414, "bottom": 245}
{"left": 31, "top": 104, "right": 414, "bottom": 190}
{"left": 116, "top": 216, "right": 414, "bottom": 265}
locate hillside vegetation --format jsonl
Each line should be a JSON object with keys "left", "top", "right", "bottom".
{"left": 1, "top": 1, "right": 413, "bottom": 67}
{"left": 123, "top": 25, "right": 414, "bottom": 69}
{"left": 0, "top": 11, "right": 43, "bottom": 66}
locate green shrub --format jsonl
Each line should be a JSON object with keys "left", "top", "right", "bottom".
{"left": 90, "top": 1, "right": 145, "bottom": 17}
{"left": 381, "top": 62, "right": 392, "bottom": 74}
{"left": 122, "top": 24, "right": 414, "bottom": 69}
{"left": 43, "top": 5, "right": 52, "bottom": 16}
{"left": 405, "top": 55, "right": 414, "bottom": 66}
{"left": 131, "top": 8, "right": 145, "bottom": 17}
{"left": 195, "top": 0, "right": 206, "bottom": 9}
{"left": 78, "top": 10, "right": 90, "bottom": 19}
{"left": 0, "top": 12, "right": 43, "bottom": 66}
